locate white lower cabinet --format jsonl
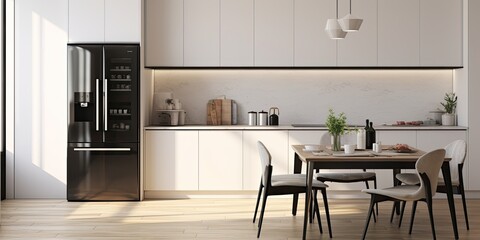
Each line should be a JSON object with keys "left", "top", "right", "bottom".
{"left": 144, "top": 131, "right": 199, "bottom": 191}
{"left": 144, "top": 129, "right": 469, "bottom": 193}
{"left": 199, "top": 131, "right": 243, "bottom": 190}
{"left": 243, "top": 131, "right": 289, "bottom": 190}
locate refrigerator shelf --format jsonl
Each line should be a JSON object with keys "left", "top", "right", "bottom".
{"left": 110, "top": 89, "right": 132, "bottom": 92}
{"left": 110, "top": 79, "right": 132, "bottom": 82}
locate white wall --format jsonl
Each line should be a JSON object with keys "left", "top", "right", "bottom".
{"left": 14, "top": 0, "right": 68, "bottom": 198}
{"left": 153, "top": 70, "right": 454, "bottom": 126}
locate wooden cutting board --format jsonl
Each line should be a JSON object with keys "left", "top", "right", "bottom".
{"left": 207, "top": 100, "right": 222, "bottom": 125}
{"left": 221, "top": 99, "right": 232, "bottom": 125}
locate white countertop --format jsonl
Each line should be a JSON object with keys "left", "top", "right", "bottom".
{"left": 144, "top": 125, "right": 468, "bottom": 131}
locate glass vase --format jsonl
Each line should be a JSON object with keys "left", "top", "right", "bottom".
{"left": 331, "top": 134, "right": 341, "bottom": 151}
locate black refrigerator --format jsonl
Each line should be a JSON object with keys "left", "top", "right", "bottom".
{"left": 67, "top": 44, "right": 140, "bottom": 201}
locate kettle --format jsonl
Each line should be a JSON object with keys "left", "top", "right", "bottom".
{"left": 269, "top": 107, "right": 280, "bottom": 125}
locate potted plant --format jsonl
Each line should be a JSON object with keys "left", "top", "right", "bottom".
{"left": 325, "top": 109, "right": 348, "bottom": 151}
{"left": 440, "top": 92, "right": 457, "bottom": 126}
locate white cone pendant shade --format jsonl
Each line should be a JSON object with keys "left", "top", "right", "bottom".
{"left": 338, "top": 14, "right": 363, "bottom": 32}
{"left": 325, "top": 19, "right": 347, "bottom": 39}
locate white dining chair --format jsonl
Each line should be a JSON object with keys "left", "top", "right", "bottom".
{"left": 394, "top": 140, "right": 469, "bottom": 230}
{"left": 361, "top": 149, "right": 446, "bottom": 240}
{"left": 253, "top": 141, "right": 332, "bottom": 238}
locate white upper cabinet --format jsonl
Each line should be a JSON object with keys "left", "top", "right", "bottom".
{"left": 220, "top": 0, "right": 254, "bottom": 66}
{"left": 378, "top": 0, "right": 420, "bottom": 66}
{"left": 420, "top": 0, "right": 462, "bottom": 67}
{"left": 69, "top": 0, "right": 104, "bottom": 42}
{"left": 69, "top": 0, "right": 140, "bottom": 43}
{"left": 184, "top": 0, "right": 220, "bottom": 66}
{"left": 105, "top": 0, "right": 140, "bottom": 43}
{"left": 337, "top": 0, "right": 378, "bottom": 66}
{"left": 255, "top": 0, "right": 294, "bottom": 66}
{"left": 145, "top": 0, "right": 184, "bottom": 67}
{"left": 294, "top": 0, "right": 336, "bottom": 66}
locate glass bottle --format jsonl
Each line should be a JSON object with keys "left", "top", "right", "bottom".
{"left": 366, "top": 122, "right": 376, "bottom": 149}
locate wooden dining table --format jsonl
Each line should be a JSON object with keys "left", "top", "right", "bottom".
{"left": 291, "top": 145, "right": 459, "bottom": 240}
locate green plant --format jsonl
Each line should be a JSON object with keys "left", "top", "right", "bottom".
{"left": 325, "top": 108, "right": 348, "bottom": 135}
{"left": 441, "top": 93, "right": 457, "bottom": 114}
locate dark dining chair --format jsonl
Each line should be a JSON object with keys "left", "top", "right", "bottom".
{"left": 253, "top": 141, "right": 332, "bottom": 238}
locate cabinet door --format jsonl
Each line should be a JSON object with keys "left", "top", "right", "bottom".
{"left": 184, "top": 0, "right": 220, "bottom": 66}
{"left": 145, "top": 0, "right": 184, "bottom": 67}
{"left": 294, "top": 0, "right": 336, "bottom": 66}
{"left": 255, "top": 0, "right": 294, "bottom": 66}
{"left": 243, "top": 131, "right": 289, "bottom": 190}
{"left": 105, "top": 0, "right": 140, "bottom": 43}
{"left": 420, "top": 0, "right": 462, "bottom": 67}
{"left": 378, "top": 0, "right": 419, "bottom": 66}
{"left": 220, "top": 0, "right": 254, "bottom": 66}
{"left": 199, "top": 131, "right": 242, "bottom": 190}
{"left": 144, "top": 131, "right": 199, "bottom": 191}
{"left": 68, "top": 0, "right": 104, "bottom": 43}
{"left": 337, "top": 0, "right": 378, "bottom": 66}
{"left": 288, "top": 130, "right": 327, "bottom": 174}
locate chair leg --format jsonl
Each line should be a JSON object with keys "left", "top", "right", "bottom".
{"left": 362, "top": 195, "right": 376, "bottom": 240}
{"left": 364, "top": 180, "right": 377, "bottom": 222}
{"left": 310, "top": 190, "right": 318, "bottom": 224}
{"left": 459, "top": 184, "right": 470, "bottom": 230}
{"left": 257, "top": 190, "right": 268, "bottom": 238}
{"left": 253, "top": 182, "right": 263, "bottom": 223}
{"left": 313, "top": 190, "right": 323, "bottom": 234}
{"left": 390, "top": 201, "right": 396, "bottom": 223}
{"left": 321, "top": 188, "right": 333, "bottom": 238}
{"left": 409, "top": 201, "right": 418, "bottom": 234}
{"left": 426, "top": 196, "right": 437, "bottom": 240}
{"left": 398, "top": 201, "right": 406, "bottom": 228}
{"left": 374, "top": 179, "right": 379, "bottom": 216}
{"left": 292, "top": 193, "right": 299, "bottom": 216}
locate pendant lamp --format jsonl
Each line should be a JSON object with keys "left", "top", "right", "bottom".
{"left": 338, "top": 0, "right": 363, "bottom": 32}
{"left": 325, "top": 0, "right": 347, "bottom": 39}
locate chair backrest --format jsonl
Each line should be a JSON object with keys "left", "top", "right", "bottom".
{"left": 415, "top": 149, "right": 446, "bottom": 198}
{"left": 257, "top": 141, "right": 272, "bottom": 186}
{"left": 443, "top": 140, "right": 467, "bottom": 183}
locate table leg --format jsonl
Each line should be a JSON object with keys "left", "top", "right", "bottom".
{"left": 302, "top": 162, "right": 314, "bottom": 240}
{"left": 442, "top": 163, "right": 459, "bottom": 239}
{"left": 292, "top": 153, "right": 303, "bottom": 216}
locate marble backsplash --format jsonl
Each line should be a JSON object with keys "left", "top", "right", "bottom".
{"left": 152, "top": 69, "right": 453, "bottom": 126}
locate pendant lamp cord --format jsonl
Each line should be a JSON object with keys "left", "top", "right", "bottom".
{"left": 336, "top": 0, "right": 339, "bottom": 19}
{"left": 350, "top": 0, "right": 352, "bottom": 14}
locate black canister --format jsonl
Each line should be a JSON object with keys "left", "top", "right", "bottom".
{"left": 269, "top": 107, "right": 279, "bottom": 125}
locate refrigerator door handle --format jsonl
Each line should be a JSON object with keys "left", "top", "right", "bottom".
{"left": 73, "top": 148, "right": 131, "bottom": 152}
{"left": 104, "top": 79, "right": 108, "bottom": 131}
{"left": 96, "top": 78, "right": 100, "bottom": 131}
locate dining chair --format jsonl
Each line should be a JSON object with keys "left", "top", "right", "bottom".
{"left": 315, "top": 170, "right": 378, "bottom": 221}
{"left": 361, "top": 149, "right": 446, "bottom": 240}
{"left": 393, "top": 140, "right": 469, "bottom": 230}
{"left": 253, "top": 141, "right": 332, "bottom": 238}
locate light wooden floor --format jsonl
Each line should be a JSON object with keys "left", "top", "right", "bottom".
{"left": 0, "top": 198, "right": 478, "bottom": 239}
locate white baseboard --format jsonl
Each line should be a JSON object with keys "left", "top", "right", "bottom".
{"left": 145, "top": 190, "right": 480, "bottom": 199}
